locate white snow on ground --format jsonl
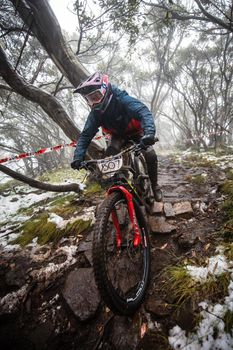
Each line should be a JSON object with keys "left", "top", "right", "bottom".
{"left": 48, "top": 213, "right": 67, "bottom": 229}
{"left": 204, "top": 154, "right": 233, "bottom": 170}
{"left": 186, "top": 254, "right": 230, "bottom": 282}
{"left": 0, "top": 230, "right": 21, "bottom": 248}
{"left": 169, "top": 248, "right": 233, "bottom": 350}
{"left": 179, "top": 150, "right": 233, "bottom": 170}
{"left": 78, "top": 206, "right": 96, "bottom": 222}
{"left": 0, "top": 176, "right": 86, "bottom": 223}
{"left": 0, "top": 244, "right": 78, "bottom": 314}
{"left": 30, "top": 244, "right": 78, "bottom": 281}
{"left": 169, "top": 285, "right": 233, "bottom": 349}
{"left": 0, "top": 284, "right": 29, "bottom": 314}
{"left": 0, "top": 191, "right": 58, "bottom": 222}
{"left": 48, "top": 206, "right": 96, "bottom": 230}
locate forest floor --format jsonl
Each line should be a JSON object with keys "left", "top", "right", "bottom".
{"left": 0, "top": 150, "right": 233, "bottom": 350}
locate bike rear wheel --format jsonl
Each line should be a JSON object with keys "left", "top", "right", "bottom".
{"left": 92, "top": 191, "right": 150, "bottom": 315}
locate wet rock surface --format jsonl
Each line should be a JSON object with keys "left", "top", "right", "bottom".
{"left": 0, "top": 154, "right": 225, "bottom": 349}
{"left": 62, "top": 268, "right": 100, "bottom": 321}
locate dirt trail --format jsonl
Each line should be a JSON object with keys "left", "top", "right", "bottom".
{"left": 0, "top": 154, "right": 225, "bottom": 350}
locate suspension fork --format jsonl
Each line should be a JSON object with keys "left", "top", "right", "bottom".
{"left": 108, "top": 186, "right": 141, "bottom": 247}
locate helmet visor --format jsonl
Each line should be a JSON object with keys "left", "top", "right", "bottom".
{"left": 84, "top": 89, "right": 104, "bottom": 106}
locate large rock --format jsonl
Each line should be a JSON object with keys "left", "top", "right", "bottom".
{"left": 164, "top": 202, "right": 175, "bottom": 218}
{"left": 62, "top": 268, "right": 100, "bottom": 321}
{"left": 173, "top": 201, "right": 193, "bottom": 218}
{"left": 78, "top": 240, "right": 92, "bottom": 252}
{"left": 151, "top": 202, "right": 164, "bottom": 215}
{"left": 106, "top": 315, "right": 140, "bottom": 350}
{"left": 149, "top": 216, "right": 176, "bottom": 234}
{"left": 145, "top": 297, "right": 173, "bottom": 317}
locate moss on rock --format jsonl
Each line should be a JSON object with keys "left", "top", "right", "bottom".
{"left": 0, "top": 180, "right": 21, "bottom": 194}
{"left": 37, "top": 167, "right": 85, "bottom": 183}
{"left": 220, "top": 180, "right": 233, "bottom": 197}
{"left": 189, "top": 174, "right": 207, "bottom": 185}
{"left": 226, "top": 169, "right": 233, "bottom": 180}
{"left": 84, "top": 182, "right": 104, "bottom": 196}
{"left": 12, "top": 213, "right": 92, "bottom": 247}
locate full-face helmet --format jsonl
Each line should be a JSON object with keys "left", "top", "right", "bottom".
{"left": 74, "top": 72, "right": 111, "bottom": 110}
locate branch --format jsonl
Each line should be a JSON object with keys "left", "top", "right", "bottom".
{"left": 53, "top": 74, "right": 64, "bottom": 96}
{"left": 0, "top": 84, "right": 13, "bottom": 92}
{"left": 0, "top": 44, "right": 103, "bottom": 158}
{"left": 194, "top": 0, "right": 233, "bottom": 32}
{"left": 14, "top": 20, "right": 32, "bottom": 71}
{"left": 10, "top": 0, "right": 88, "bottom": 86}
{"left": 0, "top": 23, "right": 30, "bottom": 38}
{"left": 0, "top": 163, "right": 81, "bottom": 193}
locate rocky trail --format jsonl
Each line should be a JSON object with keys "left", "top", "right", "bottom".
{"left": 0, "top": 153, "right": 231, "bottom": 350}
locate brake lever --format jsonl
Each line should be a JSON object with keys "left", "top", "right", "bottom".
{"left": 134, "top": 144, "right": 142, "bottom": 156}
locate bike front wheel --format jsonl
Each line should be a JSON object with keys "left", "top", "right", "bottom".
{"left": 92, "top": 191, "right": 150, "bottom": 315}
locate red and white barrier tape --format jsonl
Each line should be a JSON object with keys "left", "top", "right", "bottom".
{"left": 0, "top": 141, "right": 77, "bottom": 165}
{"left": 0, "top": 134, "right": 107, "bottom": 165}
{"left": 0, "top": 129, "right": 230, "bottom": 165}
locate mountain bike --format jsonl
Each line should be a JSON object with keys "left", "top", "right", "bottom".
{"left": 80, "top": 141, "right": 155, "bottom": 315}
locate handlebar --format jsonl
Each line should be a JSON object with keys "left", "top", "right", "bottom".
{"left": 80, "top": 137, "right": 159, "bottom": 170}
{"left": 80, "top": 143, "right": 138, "bottom": 170}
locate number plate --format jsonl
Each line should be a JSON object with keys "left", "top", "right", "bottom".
{"left": 97, "top": 157, "right": 123, "bottom": 174}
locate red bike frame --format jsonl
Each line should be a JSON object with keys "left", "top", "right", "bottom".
{"left": 108, "top": 186, "right": 141, "bottom": 248}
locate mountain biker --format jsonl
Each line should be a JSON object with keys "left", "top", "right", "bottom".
{"left": 71, "top": 72, "right": 162, "bottom": 202}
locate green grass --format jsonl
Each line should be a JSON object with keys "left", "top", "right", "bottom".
{"left": 226, "top": 169, "right": 233, "bottom": 180}
{"left": 52, "top": 204, "right": 80, "bottom": 219}
{"left": 37, "top": 167, "right": 86, "bottom": 183}
{"left": 84, "top": 182, "right": 104, "bottom": 196}
{"left": 224, "top": 310, "right": 233, "bottom": 336}
{"left": 49, "top": 193, "right": 77, "bottom": 207}
{"left": 164, "top": 265, "right": 231, "bottom": 307}
{"left": 222, "top": 219, "right": 233, "bottom": 242}
{"left": 17, "top": 207, "right": 35, "bottom": 216}
{"left": 221, "top": 199, "right": 233, "bottom": 219}
{"left": 12, "top": 213, "right": 92, "bottom": 246}
{"left": 164, "top": 265, "right": 197, "bottom": 305}
{"left": 219, "top": 180, "right": 233, "bottom": 241}
{"left": 187, "top": 174, "right": 207, "bottom": 185}
{"left": 182, "top": 154, "right": 216, "bottom": 168}
{"left": 0, "top": 180, "right": 21, "bottom": 194}
{"left": 222, "top": 243, "right": 233, "bottom": 260}
{"left": 48, "top": 194, "right": 83, "bottom": 219}
{"left": 220, "top": 180, "right": 233, "bottom": 197}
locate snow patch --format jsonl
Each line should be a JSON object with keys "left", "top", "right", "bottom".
{"left": 186, "top": 254, "right": 230, "bottom": 282}
{"left": 30, "top": 245, "right": 77, "bottom": 281}
{"left": 169, "top": 248, "right": 233, "bottom": 349}
{"left": 0, "top": 284, "right": 29, "bottom": 314}
{"left": 48, "top": 213, "right": 67, "bottom": 229}
{"left": 0, "top": 191, "right": 57, "bottom": 222}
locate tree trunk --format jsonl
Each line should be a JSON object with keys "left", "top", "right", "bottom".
{"left": 0, "top": 164, "right": 81, "bottom": 193}
{"left": 0, "top": 44, "right": 102, "bottom": 158}
{"left": 10, "top": 0, "right": 89, "bottom": 87}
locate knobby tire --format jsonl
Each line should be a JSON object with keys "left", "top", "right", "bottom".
{"left": 92, "top": 191, "right": 150, "bottom": 315}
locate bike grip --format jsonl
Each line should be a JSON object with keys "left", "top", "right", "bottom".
{"left": 79, "top": 161, "right": 87, "bottom": 169}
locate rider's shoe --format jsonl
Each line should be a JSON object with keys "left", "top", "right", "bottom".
{"left": 153, "top": 185, "right": 163, "bottom": 202}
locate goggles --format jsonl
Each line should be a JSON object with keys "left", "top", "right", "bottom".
{"left": 84, "top": 88, "right": 105, "bottom": 107}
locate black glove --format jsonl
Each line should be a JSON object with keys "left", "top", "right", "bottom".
{"left": 140, "top": 134, "right": 156, "bottom": 149}
{"left": 71, "top": 159, "right": 82, "bottom": 170}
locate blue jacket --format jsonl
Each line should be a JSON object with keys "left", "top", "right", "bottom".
{"left": 73, "top": 85, "right": 156, "bottom": 161}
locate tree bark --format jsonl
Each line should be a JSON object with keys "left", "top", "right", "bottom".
{"left": 0, "top": 163, "right": 81, "bottom": 193}
{"left": 10, "top": 0, "right": 89, "bottom": 86}
{"left": 0, "top": 44, "right": 102, "bottom": 157}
